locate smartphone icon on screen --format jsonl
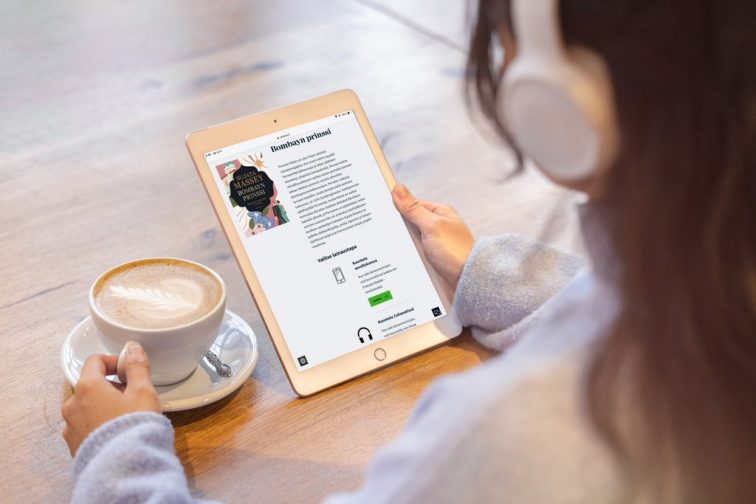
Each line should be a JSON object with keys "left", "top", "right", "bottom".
{"left": 332, "top": 267, "right": 346, "bottom": 284}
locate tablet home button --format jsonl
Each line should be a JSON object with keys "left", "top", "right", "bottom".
{"left": 374, "top": 348, "right": 386, "bottom": 361}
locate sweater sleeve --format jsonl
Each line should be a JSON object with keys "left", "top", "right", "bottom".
{"left": 452, "top": 234, "right": 584, "bottom": 352}
{"left": 71, "top": 412, "right": 217, "bottom": 504}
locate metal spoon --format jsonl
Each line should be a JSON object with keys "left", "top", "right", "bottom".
{"left": 204, "top": 350, "right": 232, "bottom": 377}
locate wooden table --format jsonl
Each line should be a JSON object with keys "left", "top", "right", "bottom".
{"left": 0, "top": 1, "right": 581, "bottom": 502}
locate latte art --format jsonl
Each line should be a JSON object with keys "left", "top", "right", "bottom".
{"left": 109, "top": 278, "right": 205, "bottom": 320}
{"left": 95, "top": 260, "right": 222, "bottom": 329}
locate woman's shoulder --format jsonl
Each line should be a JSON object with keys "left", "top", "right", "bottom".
{"left": 417, "top": 271, "right": 623, "bottom": 501}
{"left": 326, "top": 272, "right": 623, "bottom": 504}
{"left": 446, "top": 347, "right": 621, "bottom": 502}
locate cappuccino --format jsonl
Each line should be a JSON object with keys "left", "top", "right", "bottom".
{"left": 94, "top": 259, "right": 222, "bottom": 330}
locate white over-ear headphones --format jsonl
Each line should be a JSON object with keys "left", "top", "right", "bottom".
{"left": 499, "top": 0, "right": 618, "bottom": 181}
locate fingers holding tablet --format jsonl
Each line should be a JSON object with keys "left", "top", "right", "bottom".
{"left": 392, "top": 184, "right": 474, "bottom": 290}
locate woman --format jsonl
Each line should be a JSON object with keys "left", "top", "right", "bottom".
{"left": 62, "top": 0, "right": 755, "bottom": 502}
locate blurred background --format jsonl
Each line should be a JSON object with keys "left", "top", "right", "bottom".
{"left": 1, "top": 0, "right": 581, "bottom": 247}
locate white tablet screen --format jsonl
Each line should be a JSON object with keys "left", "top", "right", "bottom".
{"left": 204, "top": 111, "right": 446, "bottom": 370}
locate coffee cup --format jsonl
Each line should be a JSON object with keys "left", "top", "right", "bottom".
{"left": 88, "top": 257, "right": 226, "bottom": 385}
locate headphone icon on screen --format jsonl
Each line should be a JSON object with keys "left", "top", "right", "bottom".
{"left": 357, "top": 327, "right": 373, "bottom": 344}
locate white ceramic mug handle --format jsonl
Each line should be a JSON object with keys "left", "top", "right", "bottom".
{"left": 116, "top": 342, "right": 132, "bottom": 384}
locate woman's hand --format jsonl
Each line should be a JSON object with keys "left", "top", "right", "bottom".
{"left": 392, "top": 184, "right": 474, "bottom": 290}
{"left": 61, "top": 342, "right": 161, "bottom": 457}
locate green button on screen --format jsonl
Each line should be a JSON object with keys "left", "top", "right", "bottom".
{"left": 368, "top": 290, "right": 393, "bottom": 307}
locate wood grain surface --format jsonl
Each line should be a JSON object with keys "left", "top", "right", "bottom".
{"left": 0, "top": 1, "right": 581, "bottom": 502}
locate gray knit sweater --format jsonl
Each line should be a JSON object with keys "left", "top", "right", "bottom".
{"left": 72, "top": 221, "right": 622, "bottom": 503}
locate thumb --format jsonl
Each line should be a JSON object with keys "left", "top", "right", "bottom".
{"left": 118, "top": 341, "right": 153, "bottom": 389}
{"left": 392, "top": 184, "right": 437, "bottom": 231}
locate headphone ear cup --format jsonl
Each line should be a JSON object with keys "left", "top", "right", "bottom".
{"left": 499, "top": 55, "right": 617, "bottom": 181}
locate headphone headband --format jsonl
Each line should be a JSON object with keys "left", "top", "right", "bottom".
{"left": 512, "top": 0, "right": 561, "bottom": 58}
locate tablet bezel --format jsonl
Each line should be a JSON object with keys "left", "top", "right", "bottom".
{"left": 186, "top": 89, "right": 461, "bottom": 396}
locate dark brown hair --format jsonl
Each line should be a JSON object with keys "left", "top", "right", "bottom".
{"left": 467, "top": 1, "right": 756, "bottom": 502}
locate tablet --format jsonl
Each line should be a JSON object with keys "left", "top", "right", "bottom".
{"left": 186, "top": 89, "right": 461, "bottom": 396}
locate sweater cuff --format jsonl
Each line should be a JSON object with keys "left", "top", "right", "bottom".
{"left": 453, "top": 234, "right": 584, "bottom": 336}
{"left": 453, "top": 236, "right": 500, "bottom": 328}
{"left": 73, "top": 412, "right": 173, "bottom": 478}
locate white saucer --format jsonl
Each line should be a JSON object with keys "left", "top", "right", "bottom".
{"left": 61, "top": 310, "right": 258, "bottom": 412}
